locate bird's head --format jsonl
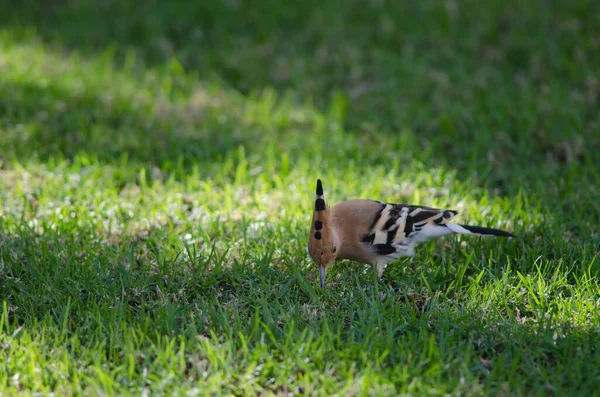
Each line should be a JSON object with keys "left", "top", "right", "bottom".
{"left": 308, "top": 179, "right": 339, "bottom": 288}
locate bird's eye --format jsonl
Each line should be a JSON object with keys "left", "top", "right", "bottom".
{"left": 332, "top": 246, "right": 337, "bottom": 253}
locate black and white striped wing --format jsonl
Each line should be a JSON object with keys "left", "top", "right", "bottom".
{"left": 361, "top": 202, "right": 458, "bottom": 263}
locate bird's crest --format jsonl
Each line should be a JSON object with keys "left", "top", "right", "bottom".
{"left": 308, "top": 179, "right": 337, "bottom": 286}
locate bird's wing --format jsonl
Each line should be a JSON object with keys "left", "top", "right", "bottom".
{"left": 360, "top": 203, "right": 458, "bottom": 262}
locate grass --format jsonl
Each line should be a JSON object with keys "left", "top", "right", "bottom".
{"left": 0, "top": 0, "right": 599, "bottom": 395}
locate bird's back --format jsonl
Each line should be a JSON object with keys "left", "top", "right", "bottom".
{"left": 332, "top": 199, "right": 459, "bottom": 265}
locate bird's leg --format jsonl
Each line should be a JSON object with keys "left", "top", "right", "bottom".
{"left": 376, "top": 263, "right": 384, "bottom": 281}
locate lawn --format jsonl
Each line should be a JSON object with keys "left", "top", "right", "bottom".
{"left": 1, "top": 0, "right": 599, "bottom": 395}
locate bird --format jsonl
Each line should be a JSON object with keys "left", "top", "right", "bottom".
{"left": 307, "top": 179, "right": 514, "bottom": 288}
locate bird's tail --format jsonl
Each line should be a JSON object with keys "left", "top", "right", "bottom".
{"left": 446, "top": 223, "right": 514, "bottom": 237}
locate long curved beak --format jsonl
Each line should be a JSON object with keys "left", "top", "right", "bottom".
{"left": 320, "top": 266, "right": 327, "bottom": 288}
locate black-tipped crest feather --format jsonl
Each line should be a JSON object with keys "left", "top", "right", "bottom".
{"left": 315, "top": 199, "right": 326, "bottom": 211}
{"left": 316, "top": 179, "right": 324, "bottom": 196}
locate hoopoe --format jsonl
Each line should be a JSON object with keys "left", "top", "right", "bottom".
{"left": 308, "top": 179, "right": 513, "bottom": 288}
